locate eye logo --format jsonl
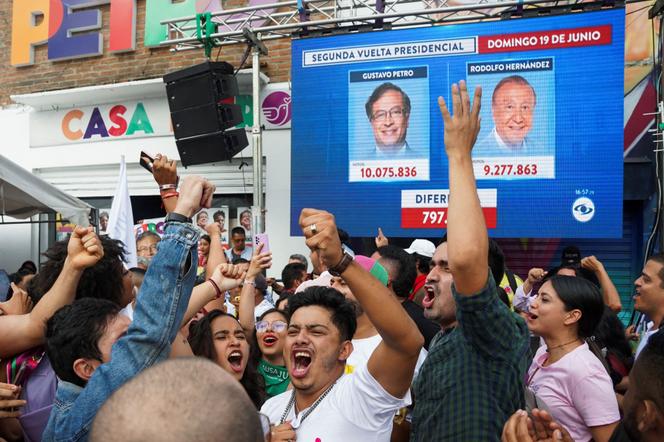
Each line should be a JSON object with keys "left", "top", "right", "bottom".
{"left": 572, "top": 197, "right": 595, "bottom": 223}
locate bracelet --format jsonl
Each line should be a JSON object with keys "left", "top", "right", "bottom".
{"left": 161, "top": 191, "right": 179, "bottom": 200}
{"left": 159, "top": 184, "right": 177, "bottom": 191}
{"left": 244, "top": 279, "right": 256, "bottom": 287}
{"left": 208, "top": 279, "right": 223, "bottom": 299}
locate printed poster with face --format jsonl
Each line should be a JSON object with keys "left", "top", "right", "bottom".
{"left": 236, "top": 206, "right": 253, "bottom": 244}
{"left": 467, "top": 58, "right": 556, "bottom": 180}
{"left": 195, "top": 206, "right": 230, "bottom": 246}
{"left": 347, "top": 67, "right": 430, "bottom": 182}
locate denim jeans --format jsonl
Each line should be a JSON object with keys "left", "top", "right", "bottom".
{"left": 42, "top": 222, "right": 199, "bottom": 442}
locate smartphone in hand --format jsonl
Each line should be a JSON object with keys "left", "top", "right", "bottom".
{"left": 139, "top": 151, "right": 154, "bottom": 173}
{"left": 254, "top": 233, "right": 270, "bottom": 254}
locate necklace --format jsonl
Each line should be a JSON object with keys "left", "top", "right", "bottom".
{"left": 546, "top": 338, "right": 581, "bottom": 353}
{"left": 279, "top": 380, "right": 338, "bottom": 427}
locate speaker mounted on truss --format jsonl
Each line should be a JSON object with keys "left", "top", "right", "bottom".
{"left": 164, "top": 61, "right": 249, "bottom": 167}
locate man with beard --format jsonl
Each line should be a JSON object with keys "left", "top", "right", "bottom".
{"left": 410, "top": 81, "right": 529, "bottom": 441}
{"left": 502, "top": 329, "right": 664, "bottom": 442}
{"left": 261, "top": 211, "right": 424, "bottom": 442}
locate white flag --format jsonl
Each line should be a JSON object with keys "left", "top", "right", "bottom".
{"left": 107, "top": 156, "right": 138, "bottom": 268}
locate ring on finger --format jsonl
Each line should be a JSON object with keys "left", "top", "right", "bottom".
{"left": 308, "top": 223, "right": 317, "bottom": 234}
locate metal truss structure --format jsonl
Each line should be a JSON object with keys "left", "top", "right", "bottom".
{"left": 160, "top": 0, "right": 645, "bottom": 233}
{"left": 161, "top": 0, "right": 638, "bottom": 50}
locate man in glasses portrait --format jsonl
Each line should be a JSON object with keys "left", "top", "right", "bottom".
{"left": 364, "top": 82, "right": 415, "bottom": 156}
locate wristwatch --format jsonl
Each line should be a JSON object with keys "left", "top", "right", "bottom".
{"left": 165, "top": 212, "right": 193, "bottom": 224}
{"left": 328, "top": 251, "right": 354, "bottom": 276}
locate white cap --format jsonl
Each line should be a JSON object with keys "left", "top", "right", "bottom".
{"left": 404, "top": 239, "right": 436, "bottom": 258}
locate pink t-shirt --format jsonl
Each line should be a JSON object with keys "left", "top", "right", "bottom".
{"left": 526, "top": 342, "right": 620, "bottom": 442}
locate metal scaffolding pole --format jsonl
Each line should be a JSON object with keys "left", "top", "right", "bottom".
{"left": 245, "top": 30, "right": 269, "bottom": 234}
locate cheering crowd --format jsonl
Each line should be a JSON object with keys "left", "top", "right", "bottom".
{"left": 0, "top": 82, "right": 663, "bottom": 442}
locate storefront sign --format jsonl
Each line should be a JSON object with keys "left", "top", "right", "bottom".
{"left": 30, "top": 98, "right": 173, "bottom": 146}
{"left": 11, "top": 0, "right": 278, "bottom": 66}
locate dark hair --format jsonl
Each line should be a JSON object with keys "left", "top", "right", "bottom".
{"left": 46, "top": 299, "right": 121, "bottom": 387}
{"left": 188, "top": 310, "right": 265, "bottom": 408}
{"left": 335, "top": 228, "right": 350, "bottom": 247}
{"left": 258, "top": 308, "right": 289, "bottom": 323}
{"left": 488, "top": 239, "right": 506, "bottom": 287}
{"left": 492, "top": 75, "right": 536, "bottom": 106}
{"left": 591, "top": 306, "right": 634, "bottom": 385}
{"left": 213, "top": 210, "right": 225, "bottom": 220}
{"left": 200, "top": 235, "right": 211, "bottom": 244}
{"left": 29, "top": 235, "right": 127, "bottom": 306}
{"left": 365, "top": 82, "right": 411, "bottom": 119}
{"left": 376, "top": 245, "right": 416, "bottom": 298}
{"left": 232, "top": 258, "right": 250, "bottom": 265}
{"left": 136, "top": 231, "right": 161, "bottom": 243}
{"left": 281, "top": 263, "right": 307, "bottom": 290}
{"left": 413, "top": 253, "right": 431, "bottom": 275}
{"left": 647, "top": 253, "right": 664, "bottom": 288}
{"left": 276, "top": 292, "right": 290, "bottom": 310}
{"left": 19, "top": 260, "right": 37, "bottom": 274}
{"left": 633, "top": 329, "right": 664, "bottom": 411}
{"left": 287, "top": 287, "right": 357, "bottom": 342}
{"left": 231, "top": 227, "right": 246, "bottom": 237}
{"left": 6, "top": 268, "right": 35, "bottom": 299}
{"left": 546, "top": 265, "right": 600, "bottom": 288}
{"left": 548, "top": 275, "right": 603, "bottom": 338}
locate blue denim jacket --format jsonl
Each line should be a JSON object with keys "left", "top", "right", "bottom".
{"left": 42, "top": 222, "right": 199, "bottom": 442}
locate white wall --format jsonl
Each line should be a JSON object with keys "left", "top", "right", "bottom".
{"left": 0, "top": 107, "right": 36, "bottom": 272}
{"left": 263, "top": 129, "right": 311, "bottom": 278}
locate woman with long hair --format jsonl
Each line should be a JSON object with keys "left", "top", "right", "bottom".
{"left": 238, "top": 244, "right": 291, "bottom": 398}
{"left": 525, "top": 275, "right": 620, "bottom": 442}
{"left": 188, "top": 309, "right": 265, "bottom": 408}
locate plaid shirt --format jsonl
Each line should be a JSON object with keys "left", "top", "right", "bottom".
{"left": 411, "top": 276, "right": 529, "bottom": 442}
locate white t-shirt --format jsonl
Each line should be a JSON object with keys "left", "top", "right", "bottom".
{"left": 254, "top": 298, "right": 273, "bottom": 319}
{"left": 120, "top": 302, "right": 134, "bottom": 320}
{"left": 527, "top": 343, "right": 620, "bottom": 442}
{"left": 261, "top": 363, "right": 410, "bottom": 442}
{"left": 346, "top": 333, "right": 427, "bottom": 378}
{"left": 635, "top": 324, "right": 658, "bottom": 359}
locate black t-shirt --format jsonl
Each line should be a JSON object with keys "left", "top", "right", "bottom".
{"left": 401, "top": 299, "right": 441, "bottom": 350}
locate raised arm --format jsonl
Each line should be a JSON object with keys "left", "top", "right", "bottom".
{"left": 151, "top": 153, "right": 179, "bottom": 214}
{"left": 202, "top": 222, "right": 230, "bottom": 312}
{"left": 300, "top": 209, "right": 423, "bottom": 398}
{"left": 238, "top": 243, "right": 272, "bottom": 333}
{"left": 0, "top": 227, "right": 103, "bottom": 358}
{"left": 439, "top": 81, "right": 487, "bottom": 295}
{"left": 181, "top": 264, "right": 244, "bottom": 327}
{"left": 581, "top": 256, "right": 622, "bottom": 312}
{"left": 52, "top": 177, "right": 217, "bottom": 438}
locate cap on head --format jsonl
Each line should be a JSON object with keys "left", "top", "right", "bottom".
{"left": 404, "top": 239, "right": 436, "bottom": 258}
{"left": 354, "top": 255, "right": 389, "bottom": 286}
{"left": 561, "top": 245, "right": 581, "bottom": 266}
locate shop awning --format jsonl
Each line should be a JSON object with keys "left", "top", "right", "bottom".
{"left": 0, "top": 154, "right": 93, "bottom": 226}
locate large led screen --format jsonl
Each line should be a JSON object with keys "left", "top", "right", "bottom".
{"left": 291, "top": 9, "right": 625, "bottom": 238}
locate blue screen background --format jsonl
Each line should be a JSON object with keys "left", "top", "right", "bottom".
{"left": 290, "top": 9, "right": 625, "bottom": 238}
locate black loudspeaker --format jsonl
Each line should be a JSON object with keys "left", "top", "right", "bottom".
{"left": 164, "top": 61, "right": 249, "bottom": 167}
